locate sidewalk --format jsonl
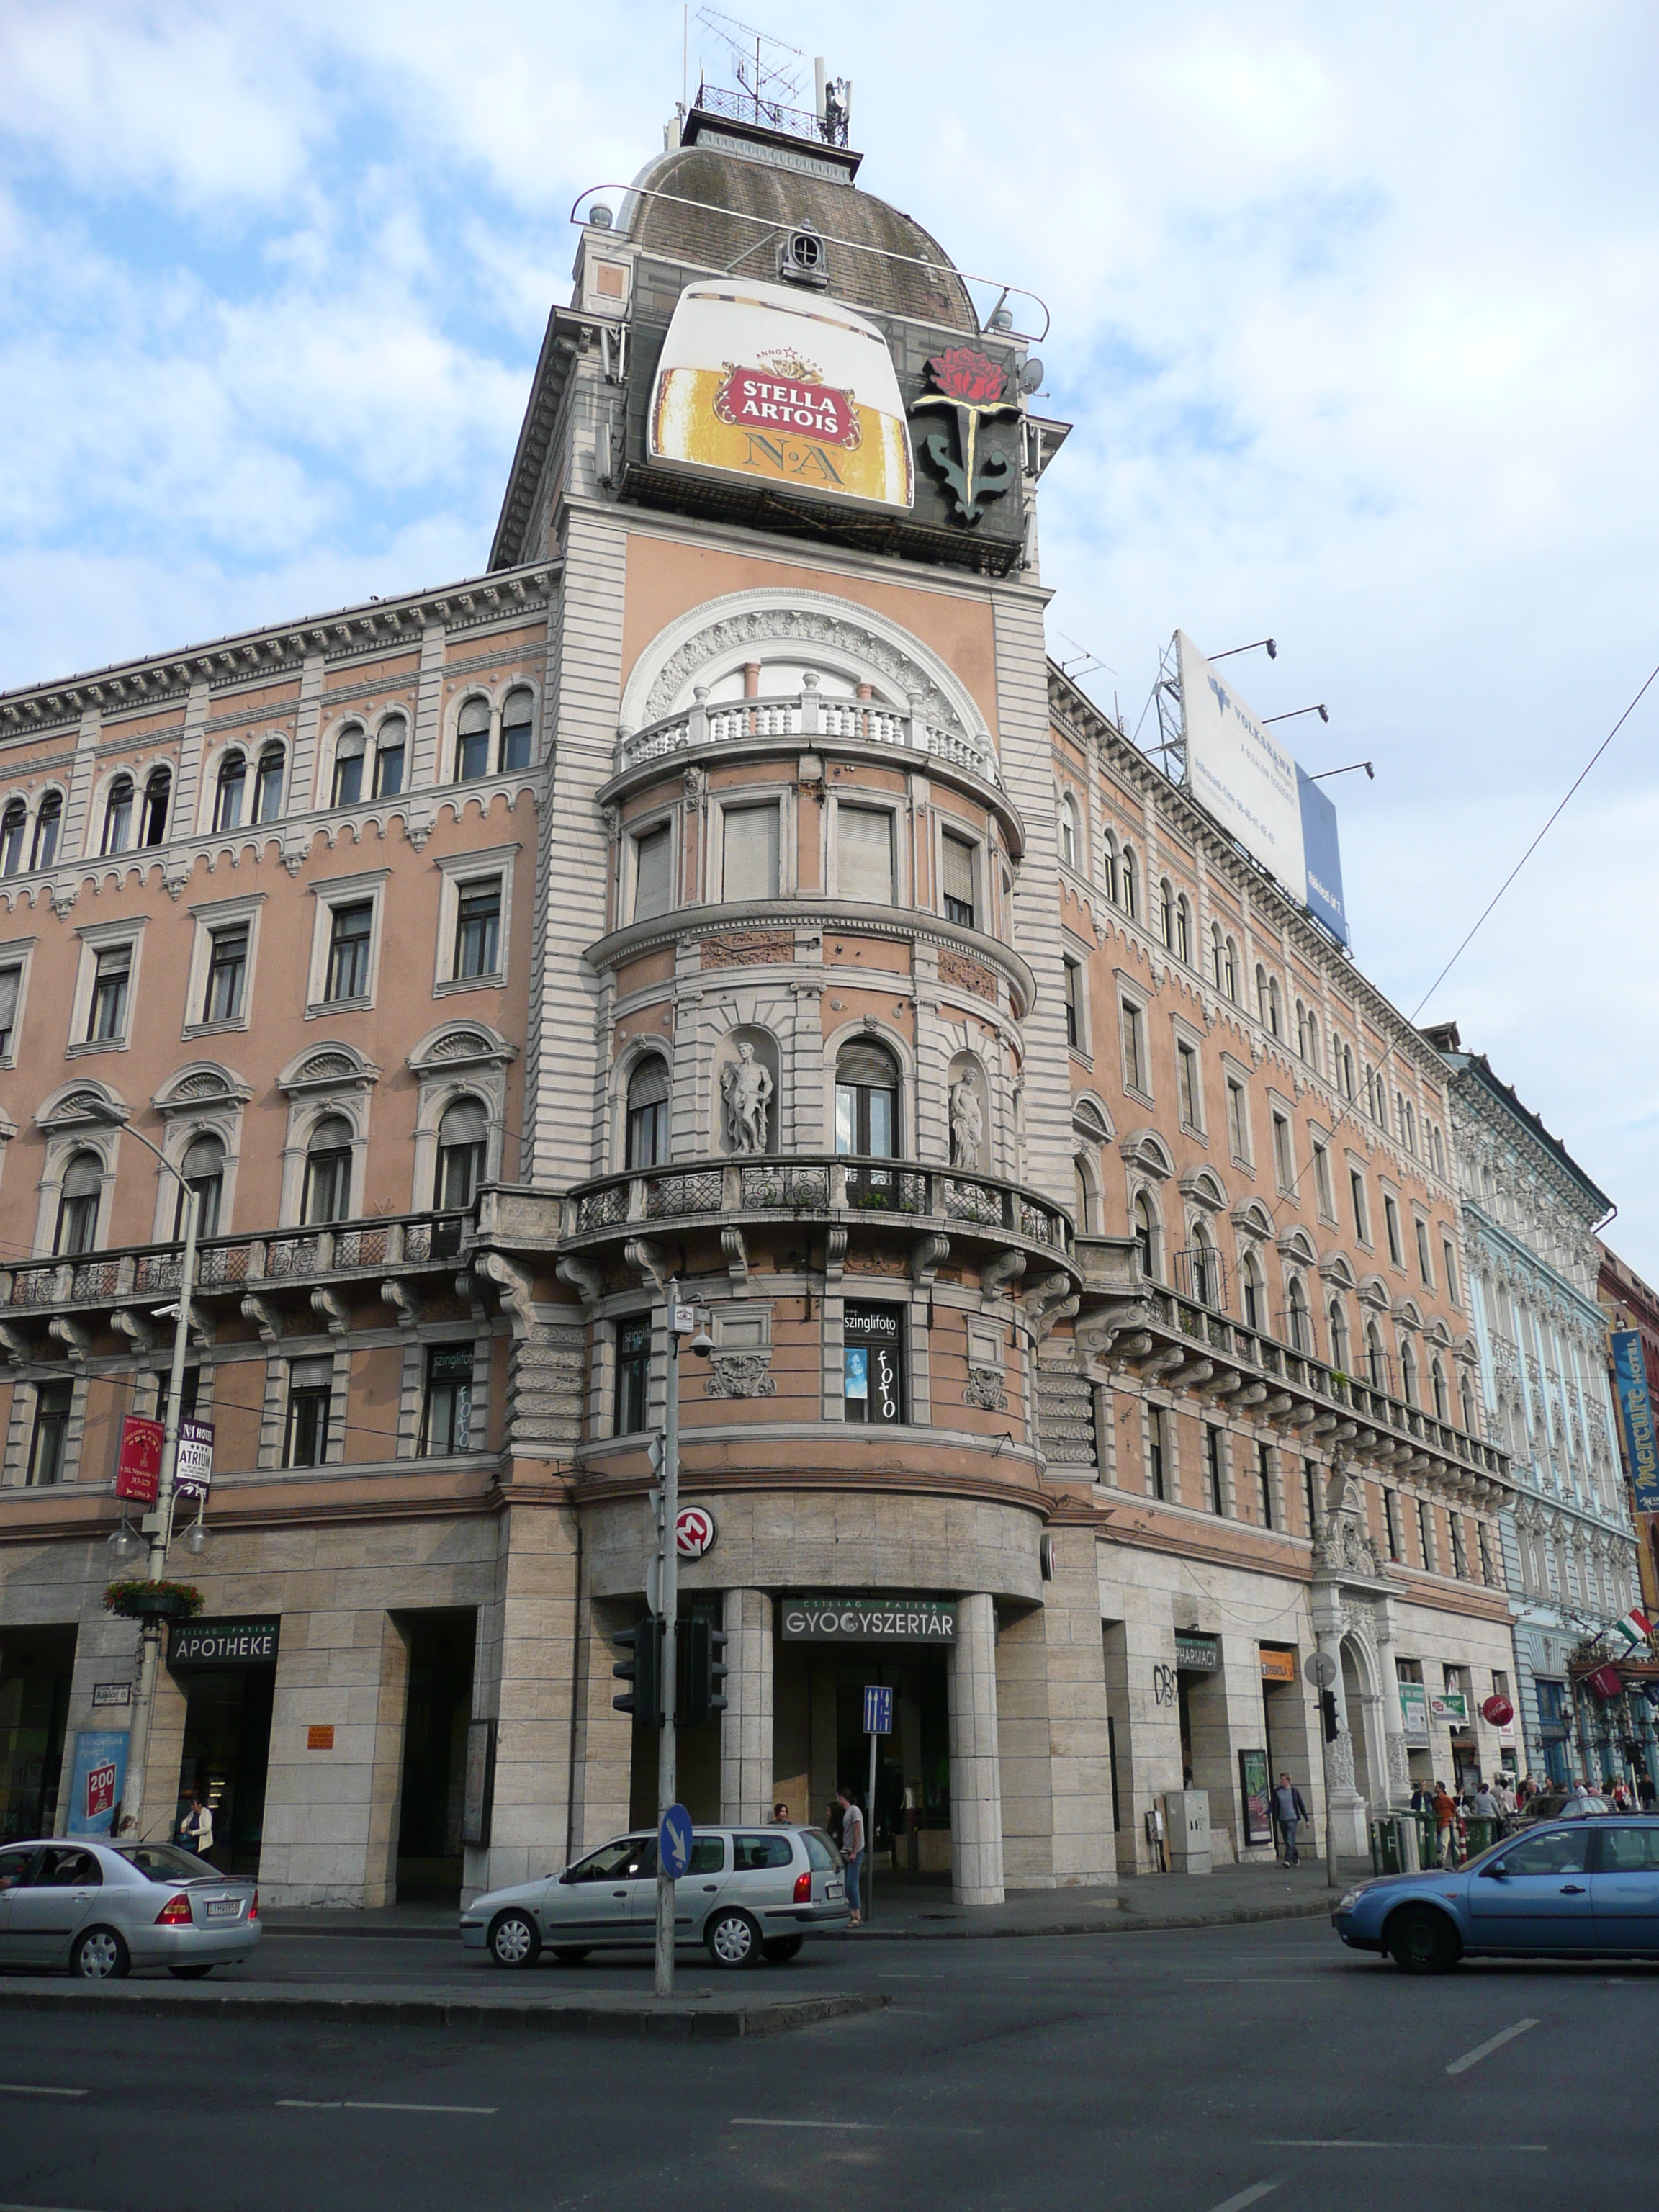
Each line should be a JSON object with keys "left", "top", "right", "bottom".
{"left": 260, "top": 1853, "right": 1371, "bottom": 1945}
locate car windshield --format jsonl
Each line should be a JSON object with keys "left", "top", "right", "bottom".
{"left": 114, "top": 1843, "right": 221, "bottom": 1883}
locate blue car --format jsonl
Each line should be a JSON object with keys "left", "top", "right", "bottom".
{"left": 1333, "top": 1815, "right": 1659, "bottom": 1972}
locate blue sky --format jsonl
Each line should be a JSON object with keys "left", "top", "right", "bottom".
{"left": 4, "top": 1, "right": 1658, "bottom": 1270}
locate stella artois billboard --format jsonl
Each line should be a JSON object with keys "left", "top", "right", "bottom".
{"left": 649, "top": 278, "right": 914, "bottom": 511}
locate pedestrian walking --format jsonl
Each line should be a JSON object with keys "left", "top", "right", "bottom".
{"left": 1639, "top": 1770, "right": 1656, "bottom": 1810}
{"left": 1433, "top": 1781, "right": 1457, "bottom": 1866}
{"left": 1270, "top": 1771, "right": 1309, "bottom": 1866}
{"left": 1470, "top": 1778, "right": 1497, "bottom": 1820}
{"left": 179, "top": 1789, "right": 214, "bottom": 1860}
{"left": 837, "top": 1786, "right": 866, "bottom": 1927}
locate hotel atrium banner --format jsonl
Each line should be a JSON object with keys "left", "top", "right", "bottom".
{"left": 1175, "top": 631, "right": 1351, "bottom": 947}
{"left": 649, "top": 278, "right": 914, "bottom": 511}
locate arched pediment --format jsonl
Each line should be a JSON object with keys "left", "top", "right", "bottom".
{"left": 1231, "top": 1200, "right": 1274, "bottom": 1242}
{"left": 408, "top": 1020, "right": 517, "bottom": 1078}
{"left": 277, "top": 1041, "right": 380, "bottom": 1097}
{"left": 37, "top": 1079, "right": 127, "bottom": 1131}
{"left": 153, "top": 1062, "right": 253, "bottom": 1116}
{"left": 1119, "top": 1129, "right": 1174, "bottom": 1179}
{"left": 1179, "top": 1169, "right": 1227, "bottom": 1213}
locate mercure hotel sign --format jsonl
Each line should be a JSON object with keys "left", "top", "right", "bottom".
{"left": 781, "top": 1598, "right": 957, "bottom": 1643}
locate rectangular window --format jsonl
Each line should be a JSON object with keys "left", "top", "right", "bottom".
{"left": 614, "top": 1316, "right": 650, "bottom": 1436}
{"left": 941, "top": 833, "right": 977, "bottom": 928}
{"left": 0, "top": 963, "right": 20, "bottom": 1057}
{"left": 1303, "top": 1460, "right": 1319, "bottom": 1539}
{"left": 420, "top": 1344, "right": 474, "bottom": 1456}
{"left": 1272, "top": 1112, "right": 1293, "bottom": 1194}
{"left": 1491, "top": 1667, "right": 1510, "bottom": 1701}
{"left": 1120, "top": 999, "right": 1146, "bottom": 1093}
{"left": 1384, "top": 1488, "right": 1403, "bottom": 1562}
{"left": 1449, "top": 1514, "right": 1468, "bottom": 1579}
{"left": 202, "top": 925, "right": 248, "bottom": 1023}
{"left": 1313, "top": 1141, "right": 1334, "bottom": 1218}
{"left": 1205, "top": 1425, "right": 1225, "bottom": 1514}
{"left": 88, "top": 944, "right": 131, "bottom": 1040}
{"left": 1226, "top": 1079, "right": 1247, "bottom": 1164}
{"left": 1349, "top": 1169, "right": 1369, "bottom": 1243}
{"left": 324, "top": 902, "right": 373, "bottom": 1002}
{"left": 284, "top": 1356, "right": 333, "bottom": 1469}
{"left": 453, "top": 878, "right": 503, "bottom": 980}
{"left": 724, "top": 804, "right": 781, "bottom": 901}
{"left": 1414, "top": 1216, "right": 1433, "bottom": 1286}
{"left": 1256, "top": 1441, "right": 1274, "bottom": 1529}
{"left": 151, "top": 1367, "right": 201, "bottom": 1424}
{"left": 1417, "top": 1496, "right": 1434, "bottom": 1572}
{"left": 836, "top": 806, "right": 893, "bottom": 904}
{"left": 1442, "top": 1238, "right": 1459, "bottom": 1305}
{"left": 1477, "top": 1522, "right": 1495, "bottom": 1586}
{"left": 1177, "top": 1041, "right": 1200, "bottom": 1129}
{"left": 27, "top": 1381, "right": 72, "bottom": 1486}
{"left": 1064, "top": 960, "right": 1082, "bottom": 1050}
{"left": 843, "top": 1303, "right": 903, "bottom": 1424}
{"left": 631, "top": 823, "right": 673, "bottom": 921}
{"left": 1148, "top": 1405, "right": 1167, "bottom": 1502}
{"left": 1384, "top": 1194, "right": 1403, "bottom": 1267}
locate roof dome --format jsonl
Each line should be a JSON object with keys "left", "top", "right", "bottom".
{"left": 623, "top": 135, "right": 979, "bottom": 334}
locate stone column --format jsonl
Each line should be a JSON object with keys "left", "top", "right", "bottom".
{"left": 1314, "top": 1616, "right": 1369, "bottom": 1858}
{"left": 720, "top": 1588, "right": 774, "bottom": 1825}
{"left": 949, "top": 1592, "right": 1004, "bottom": 1905}
{"left": 1374, "top": 1598, "right": 1411, "bottom": 1809}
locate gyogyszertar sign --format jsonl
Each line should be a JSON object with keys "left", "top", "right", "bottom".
{"left": 780, "top": 1598, "right": 957, "bottom": 1643}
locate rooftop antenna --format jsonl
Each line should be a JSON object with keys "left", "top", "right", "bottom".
{"left": 694, "top": 9, "right": 806, "bottom": 126}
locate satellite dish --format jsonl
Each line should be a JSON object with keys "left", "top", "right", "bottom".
{"left": 1019, "top": 358, "right": 1044, "bottom": 394}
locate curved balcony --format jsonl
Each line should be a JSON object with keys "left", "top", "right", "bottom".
{"left": 612, "top": 686, "right": 1003, "bottom": 793}
{"left": 559, "top": 1154, "right": 1074, "bottom": 1270}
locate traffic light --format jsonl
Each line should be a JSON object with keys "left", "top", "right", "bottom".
{"left": 613, "top": 1612, "right": 663, "bottom": 1725}
{"left": 1321, "top": 1689, "right": 1339, "bottom": 1743}
{"left": 677, "top": 1617, "right": 729, "bottom": 1728}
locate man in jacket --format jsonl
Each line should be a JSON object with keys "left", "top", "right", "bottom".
{"left": 1271, "top": 1773, "right": 1310, "bottom": 1866}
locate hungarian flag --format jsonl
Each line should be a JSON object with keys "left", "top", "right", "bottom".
{"left": 1611, "top": 1605, "right": 1656, "bottom": 1655}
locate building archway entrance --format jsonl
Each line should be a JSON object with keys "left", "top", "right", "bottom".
{"left": 774, "top": 1640, "right": 953, "bottom": 1883}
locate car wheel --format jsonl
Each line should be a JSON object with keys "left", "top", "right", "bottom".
{"left": 73, "top": 1927, "right": 130, "bottom": 1981}
{"left": 487, "top": 1910, "right": 542, "bottom": 1969}
{"left": 706, "top": 1908, "right": 760, "bottom": 1969}
{"left": 761, "top": 1936, "right": 804, "bottom": 1964}
{"left": 169, "top": 1964, "right": 215, "bottom": 1979}
{"left": 1386, "top": 1905, "right": 1461, "bottom": 1974}
{"left": 552, "top": 1947, "right": 592, "bottom": 1965}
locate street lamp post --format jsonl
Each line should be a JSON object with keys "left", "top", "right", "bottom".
{"left": 84, "top": 1103, "right": 203, "bottom": 1841}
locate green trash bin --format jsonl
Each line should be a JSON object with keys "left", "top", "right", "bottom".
{"left": 1370, "top": 1818, "right": 1403, "bottom": 1875}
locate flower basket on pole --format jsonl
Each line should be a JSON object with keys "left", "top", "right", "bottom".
{"left": 104, "top": 1579, "right": 204, "bottom": 1623}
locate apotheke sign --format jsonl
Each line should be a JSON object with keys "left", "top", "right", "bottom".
{"left": 781, "top": 1598, "right": 956, "bottom": 1643}
{"left": 169, "top": 1617, "right": 280, "bottom": 1668}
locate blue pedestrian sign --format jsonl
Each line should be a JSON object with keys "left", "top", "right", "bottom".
{"left": 659, "top": 1802, "right": 693, "bottom": 1878}
{"left": 863, "top": 1683, "right": 894, "bottom": 1736}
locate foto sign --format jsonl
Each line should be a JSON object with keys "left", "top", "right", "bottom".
{"left": 114, "top": 1414, "right": 164, "bottom": 1504}
{"left": 863, "top": 1683, "right": 894, "bottom": 1736}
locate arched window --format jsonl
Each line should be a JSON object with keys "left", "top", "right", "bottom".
{"left": 1133, "top": 1191, "right": 1160, "bottom": 1281}
{"left": 1256, "top": 965, "right": 1269, "bottom": 1025}
{"left": 1286, "top": 1276, "right": 1310, "bottom": 1353}
{"left": 1073, "top": 1159, "right": 1093, "bottom": 1235}
{"left": 456, "top": 698, "right": 491, "bottom": 782}
{"left": 30, "top": 793, "right": 62, "bottom": 871}
{"left": 835, "top": 1039, "right": 900, "bottom": 1157}
{"left": 0, "top": 801, "right": 24, "bottom": 876}
{"left": 1102, "top": 833, "right": 1119, "bottom": 906}
{"left": 102, "top": 778, "right": 135, "bottom": 856}
{"left": 435, "top": 1098, "right": 489, "bottom": 1208}
{"left": 1240, "top": 1250, "right": 1264, "bottom": 1330}
{"left": 1190, "top": 1221, "right": 1217, "bottom": 1306}
{"left": 1305, "top": 1010, "right": 1319, "bottom": 1068}
{"left": 1058, "top": 793, "right": 1079, "bottom": 871}
{"left": 1460, "top": 1375, "right": 1478, "bottom": 1434}
{"left": 55, "top": 1151, "right": 103, "bottom": 1256}
{"left": 374, "top": 716, "right": 407, "bottom": 798}
{"left": 1401, "top": 1340, "right": 1419, "bottom": 1406}
{"left": 1431, "top": 1357, "right": 1448, "bottom": 1421}
{"left": 332, "top": 726, "right": 367, "bottom": 809}
{"left": 1211, "top": 924, "right": 1226, "bottom": 992}
{"left": 1339, "top": 1041, "right": 1354, "bottom": 1099}
{"left": 1366, "top": 1322, "right": 1387, "bottom": 1390}
{"left": 140, "top": 768, "right": 171, "bottom": 846}
{"left": 1175, "top": 895, "right": 1192, "bottom": 965}
{"left": 500, "top": 688, "right": 534, "bottom": 773}
{"left": 1267, "top": 978, "right": 1282, "bottom": 1038}
{"left": 252, "top": 743, "right": 285, "bottom": 822}
{"left": 1120, "top": 846, "right": 1138, "bottom": 920}
{"left": 1328, "top": 1298, "right": 1350, "bottom": 1372}
{"left": 1159, "top": 879, "right": 1174, "bottom": 949}
{"left": 176, "top": 1134, "right": 225, "bottom": 1240}
{"left": 301, "top": 1115, "right": 354, "bottom": 1226}
{"left": 1296, "top": 1002, "right": 1308, "bottom": 1059}
{"left": 624, "top": 1060, "right": 670, "bottom": 1170}
{"left": 214, "top": 751, "right": 247, "bottom": 832}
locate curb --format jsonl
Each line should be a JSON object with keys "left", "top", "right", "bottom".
{"left": 0, "top": 1984, "right": 886, "bottom": 2038}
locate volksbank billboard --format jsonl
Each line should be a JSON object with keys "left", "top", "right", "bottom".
{"left": 1174, "top": 631, "right": 1350, "bottom": 947}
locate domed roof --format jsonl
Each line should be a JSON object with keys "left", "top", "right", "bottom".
{"left": 624, "top": 130, "right": 978, "bottom": 334}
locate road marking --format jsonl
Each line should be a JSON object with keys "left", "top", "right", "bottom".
{"left": 1205, "top": 2182, "right": 1282, "bottom": 2212}
{"left": 1445, "top": 2018, "right": 1539, "bottom": 2076}
{"left": 1262, "top": 2141, "right": 1548, "bottom": 2153}
{"left": 276, "top": 2100, "right": 497, "bottom": 2114}
{"left": 730, "top": 2118, "right": 982, "bottom": 2136}
{"left": 0, "top": 2086, "right": 86, "bottom": 2099}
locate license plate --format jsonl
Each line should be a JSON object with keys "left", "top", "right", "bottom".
{"left": 204, "top": 1899, "right": 240, "bottom": 1918}
{"left": 825, "top": 1882, "right": 843, "bottom": 1899}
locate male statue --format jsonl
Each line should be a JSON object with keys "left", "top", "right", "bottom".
{"left": 722, "top": 1043, "right": 773, "bottom": 1154}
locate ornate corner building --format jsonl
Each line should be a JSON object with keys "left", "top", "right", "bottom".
{"left": 0, "top": 100, "right": 1524, "bottom": 1902}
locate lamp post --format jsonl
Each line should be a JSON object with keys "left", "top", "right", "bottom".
{"left": 81, "top": 1102, "right": 203, "bottom": 1841}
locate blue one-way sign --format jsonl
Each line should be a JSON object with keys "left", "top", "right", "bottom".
{"left": 659, "top": 1802, "right": 693, "bottom": 1877}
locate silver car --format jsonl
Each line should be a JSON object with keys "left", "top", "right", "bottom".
{"left": 0, "top": 1839, "right": 260, "bottom": 1979}
{"left": 462, "top": 1824, "right": 849, "bottom": 1969}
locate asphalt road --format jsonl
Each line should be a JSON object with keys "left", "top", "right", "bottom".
{"left": 1, "top": 1916, "right": 1653, "bottom": 2211}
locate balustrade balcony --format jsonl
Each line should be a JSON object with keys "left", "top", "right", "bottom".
{"left": 613, "top": 687, "right": 1002, "bottom": 791}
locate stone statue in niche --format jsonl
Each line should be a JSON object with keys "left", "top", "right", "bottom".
{"left": 721, "top": 1042, "right": 774, "bottom": 1154}
{"left": 949, "top": 1074, "right": 984, "bottom": 1169}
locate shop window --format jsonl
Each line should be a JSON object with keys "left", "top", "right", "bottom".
{"left": 942, "top": 832, "right": 976, "bottom": 927}
{"left": 625, "top": 1060, "right": 670, "bottom": 1170}
{"left": 420, "top": 1344, "right": 474, "bottom": 1456}
{"left": 301, "top": 1116, "right": 354, "bottom": 1225}
{"left": 54, "top": 1152, "right": 102, "bottom": 1256}
{"left": 456, "top": 698, "right": 491, "bottom": 781}
{"left": 453, "top": 878, "right": 503, "bottom": 980}
{"left": 102, "top": 777, "right": 134, "bottom": 855}
{"left": 203, "top": 923, "right": 249, "bottom": 1023}
{"left": 631, "top": 822, "right": 673, "bottom": 922}
{"left": 27, "top": 1382, "right": 73, "bottom": 1486}
{"left": 284, "top": 1357, "right": 333, "bottom": 1468}
{"left": 324, "top": 901, "right": 374, "bottom": 1002}
{"left": 500, "top": 688, "right": 534, "bottom": 771}
{"left": 30, "top": 793, "right": 62, "bottom": 871}
{"left": 837, "top": 806, "right": 894, "bottom": 904}
{"left": 843, "top": 1303, "right": 903, "bottom": 1424}
{"left": 175, "top": 1136, "right": 225, "bottom": 1240}
{"left": 835, "top": 1039, "right": 899, "bottom": 1157}
{"left": 435, "top": 1098, "right": 488, "bottom": 1209}
{"left": 615, "top": 1316, "right": 650, "bottom": 1435}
